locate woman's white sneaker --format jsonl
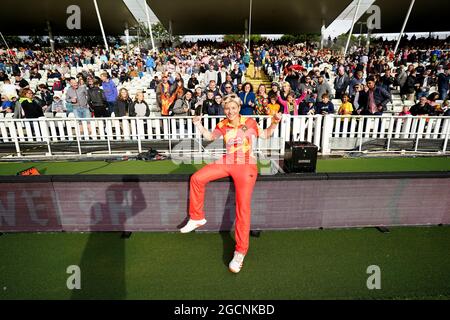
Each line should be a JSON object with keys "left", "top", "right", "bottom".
{"left": 229, "top": 251, "right": 245, "bottom": 273}
{"left": 179, "top": 219, "right": 207, "bottom": 233}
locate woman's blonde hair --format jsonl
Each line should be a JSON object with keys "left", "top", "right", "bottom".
{"left": 19, "top": 88, "right": 33, "bottom": 98}
{"left": 134, "top": 90, "right": 144, "bottom": 101}
{"left": 222, "top": 94, "right": 242, "bottom": 107}
{"left": 282, "top": 82, "right": 291, "bottom": 90}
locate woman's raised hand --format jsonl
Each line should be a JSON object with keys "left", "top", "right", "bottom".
{"left": 193, "top": 115, "right": 202, "bottom": 126}
{"left": 272, "top": 112, "right": 282, "bottom": 124}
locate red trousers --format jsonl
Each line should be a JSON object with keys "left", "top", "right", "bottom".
{"left": 189, "top": 158, "right": 258, "bottom": 255}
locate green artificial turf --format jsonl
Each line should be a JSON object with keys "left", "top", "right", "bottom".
{"left": 0, "top": 156, "right": 448, "bottom": 300}
{"left": 0, "top": 226, "right": 449, "bottom": 300}
{"left": 316, "top": 157, "right": 450, "bottom": 173}
{"left": 0, "top": 156, "right": 449, "bottom": 176}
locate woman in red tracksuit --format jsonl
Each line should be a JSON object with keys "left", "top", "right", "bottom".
{"left": 180, "top": 94, "right": 282, "bottom": 273}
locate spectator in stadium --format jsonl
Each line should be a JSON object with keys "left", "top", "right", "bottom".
{"left": 253, "top": 50, "right": 262, "bottom": 79}
{"left": 48, "top": 69, "right": 61, "bottom": 79}
{"left": 338, "top": 94, "right": 354, "bottom": 116}
{"left": 358, "top": 77, "right": 391, "bottom": 115}
{"left": 399, "top": 106, "right": 411, "bottom": 116}
{"left": 193, "top": 86, "right": 206, "bottom": 111}
{"left": 284, "top": 68, "right": 300, "bottom": 93}
{"left": 100, "top": 72, "right": 118, "bottom": 116}
{"left": 409, "top": 96, "right": 434, "bottom": 116}
{"left": 243, "top": 51, "right": 251, "bottom": 69}
{"left": 172, "top": 90, "right": 195, "bottom": 117}
{"left": 437, "top": 68, "right": 449, "bottom": 100}
{"left": 267, "top": 94, "right": 280, "bottom": 116}
{"left": 118, "top": 70, "right": 131, "bottom": 83}
{"left": 236, "top": 83, "right": 244, "bottom": 94}
{"left": 348, "top": 71, "right": 365, "bottom": 97}
{"left": 29, "top": 68, "right": 41, "bottom": 81}
{"left": 149, "top": 75, "right": 159, "bottom": 90}
{"left": 1, "top": 94, "right": 15, "bottom": 114}
{"left": 415, "top": 69, "right": 434, "bottom": 99}
{"left": 315, "top": 93, "right": 335, "bottom": 115}
{"left": 128, "top": 66, "right": 138, "bottom": 79}
{"left": 427, "top": 92, "right": 443, "bottom": 115}
{"left": 145, "top": 54, "right": 155, "bottom": 74}
{"left": 1, "top": 79, "right": 17, "bottom": 99}
{"left": 379, "top": 68, "right": 395, "bottom": 94}
{"left": 181, "top": 94, "right": 283, "bottom": 273}
{"left": 15, "top": 88, "right": 43, "bottom": 119}
{"left": 205, "top": 94, "right": 224, "bottom": 116}
{"left": 315, "top": 75, "right": 333, "bottom": 103}
{"left": 255, "top": 84, "right": 269, "bottom": 115}
{"left": 51, "top": 92, "right": 66, "bottom": 115}
{"left": 66, "top": 78, "right": 90, "bottom": 118}
{"left": 114, "top": 88, "right": 132, "bottom": 117}
{"left": 267, "top": 82, "right": 280, "bottom": 98}
{"left": 86, "top": 76, "right": 95, "bottom": 90}
{"left": 129, "top": 91, "right": 151, "bottom": 117}
{"left": 277, "top": 90, "right": 307, "bottom": 116}
{"left": 14, "top": 74, "right": 29, "bottom": 90}
{"left": 204, "top": 80, "right": 220, "bottom": 97}
{"left": 155, "top": 60, "right": 165, "bottom": 73}
{"left": 238, "top": 83, "right": 256, "bottom": 115}
{"left": 171, "top": 78, "right": 187, "bottom": 105}
{"left": 52, "top": 76, "right": 66, "bottom": 92}
{"left": 217, "top": 66, "right": 228, "bottom": 86}
{"left": 201, "top": 90, "right": 215, "bottom": 115}
{"left": 334, "top": 66, "right": 350, "bottom": 99}
{"left": 187, "top": 73, "right": 199, "bottom": 90}
{"left": 298, "top": 75, "right": 315, "bottom": 100}
{"left": 87, "top": 80, "right": 108, "bottom": 118}
{"left": 301, "top": 98, "right": 317, "bottom": 115}
{"left": 321, "top": 67, "right": 331, "bottom": 81}
{"left": 35, "top": 84, "right": 53, "bottom": 113}
{"left": 78, "top": 75, "right": 87, "bottom": 88}
{"left": 0, "top": 70, "right": 8, "bottom": 82}
{"left": 230, "top": 64, "right": 243, "bottom": 86}
{"left": 204, "top": 64, "right": 218, "bottom": 85}
{"left": 279, "top": 82, "right": 292, "bottom": 101}
{"left": 395, "top": 65, "right": 407, "bottom": 89}
{"left": 352, "top": 83, "right": 365, "bottom": 114}
{"left": 156, "top": 74, "right": 176, "bottom": 116}
{"left": 220, "top": 74, "right": 235, "bottom": 94}
{"left": 221, "top": 82, "right": 235, "bottom": 96}
{"left": 401, "top": 68, "right": 417, "bottom": 102}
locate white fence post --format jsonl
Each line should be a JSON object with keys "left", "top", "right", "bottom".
{"left": 321, "top": 114, "right": 334, "bottom": 155}
{"left": 442, "top": 118, "right": 450, "bottom": 154}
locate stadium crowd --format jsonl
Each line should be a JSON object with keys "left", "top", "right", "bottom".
{"left": 0, "top": 36, "right": 449, "bottom": 120}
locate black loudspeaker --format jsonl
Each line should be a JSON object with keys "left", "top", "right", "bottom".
{"left": 283, "top": 141, "right": 318, "bottom": 173}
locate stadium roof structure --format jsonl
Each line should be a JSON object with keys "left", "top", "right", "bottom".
{"left": 147, "top": 0, "right": 450, "bottom": 35}
{"left": 0, "top": 0, "right": 138, "bottom": 36}
{"left": 0, "top": 0, "right": 448, "bottom": 42}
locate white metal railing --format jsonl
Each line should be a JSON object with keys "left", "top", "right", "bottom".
{"left": 0, "top": 115, "right": 288, "bottom": 158}
{"left": 0, "top": 114, "right": 448, "bottom": 158}
{"left": 321, "top": 115, "right": 450, "bottom": 154}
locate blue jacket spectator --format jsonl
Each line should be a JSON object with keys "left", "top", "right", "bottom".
{"left": 315, "top": 99, "right": 335, "bottom": 115}
{"left": 239, "top": 83, "right": 256, "bottom": 115}
{"left": 146, "top": 56, "right": 155, "bottom": 72}
{"left": 100, "top": 73, "right": 118, "bottom": 103}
